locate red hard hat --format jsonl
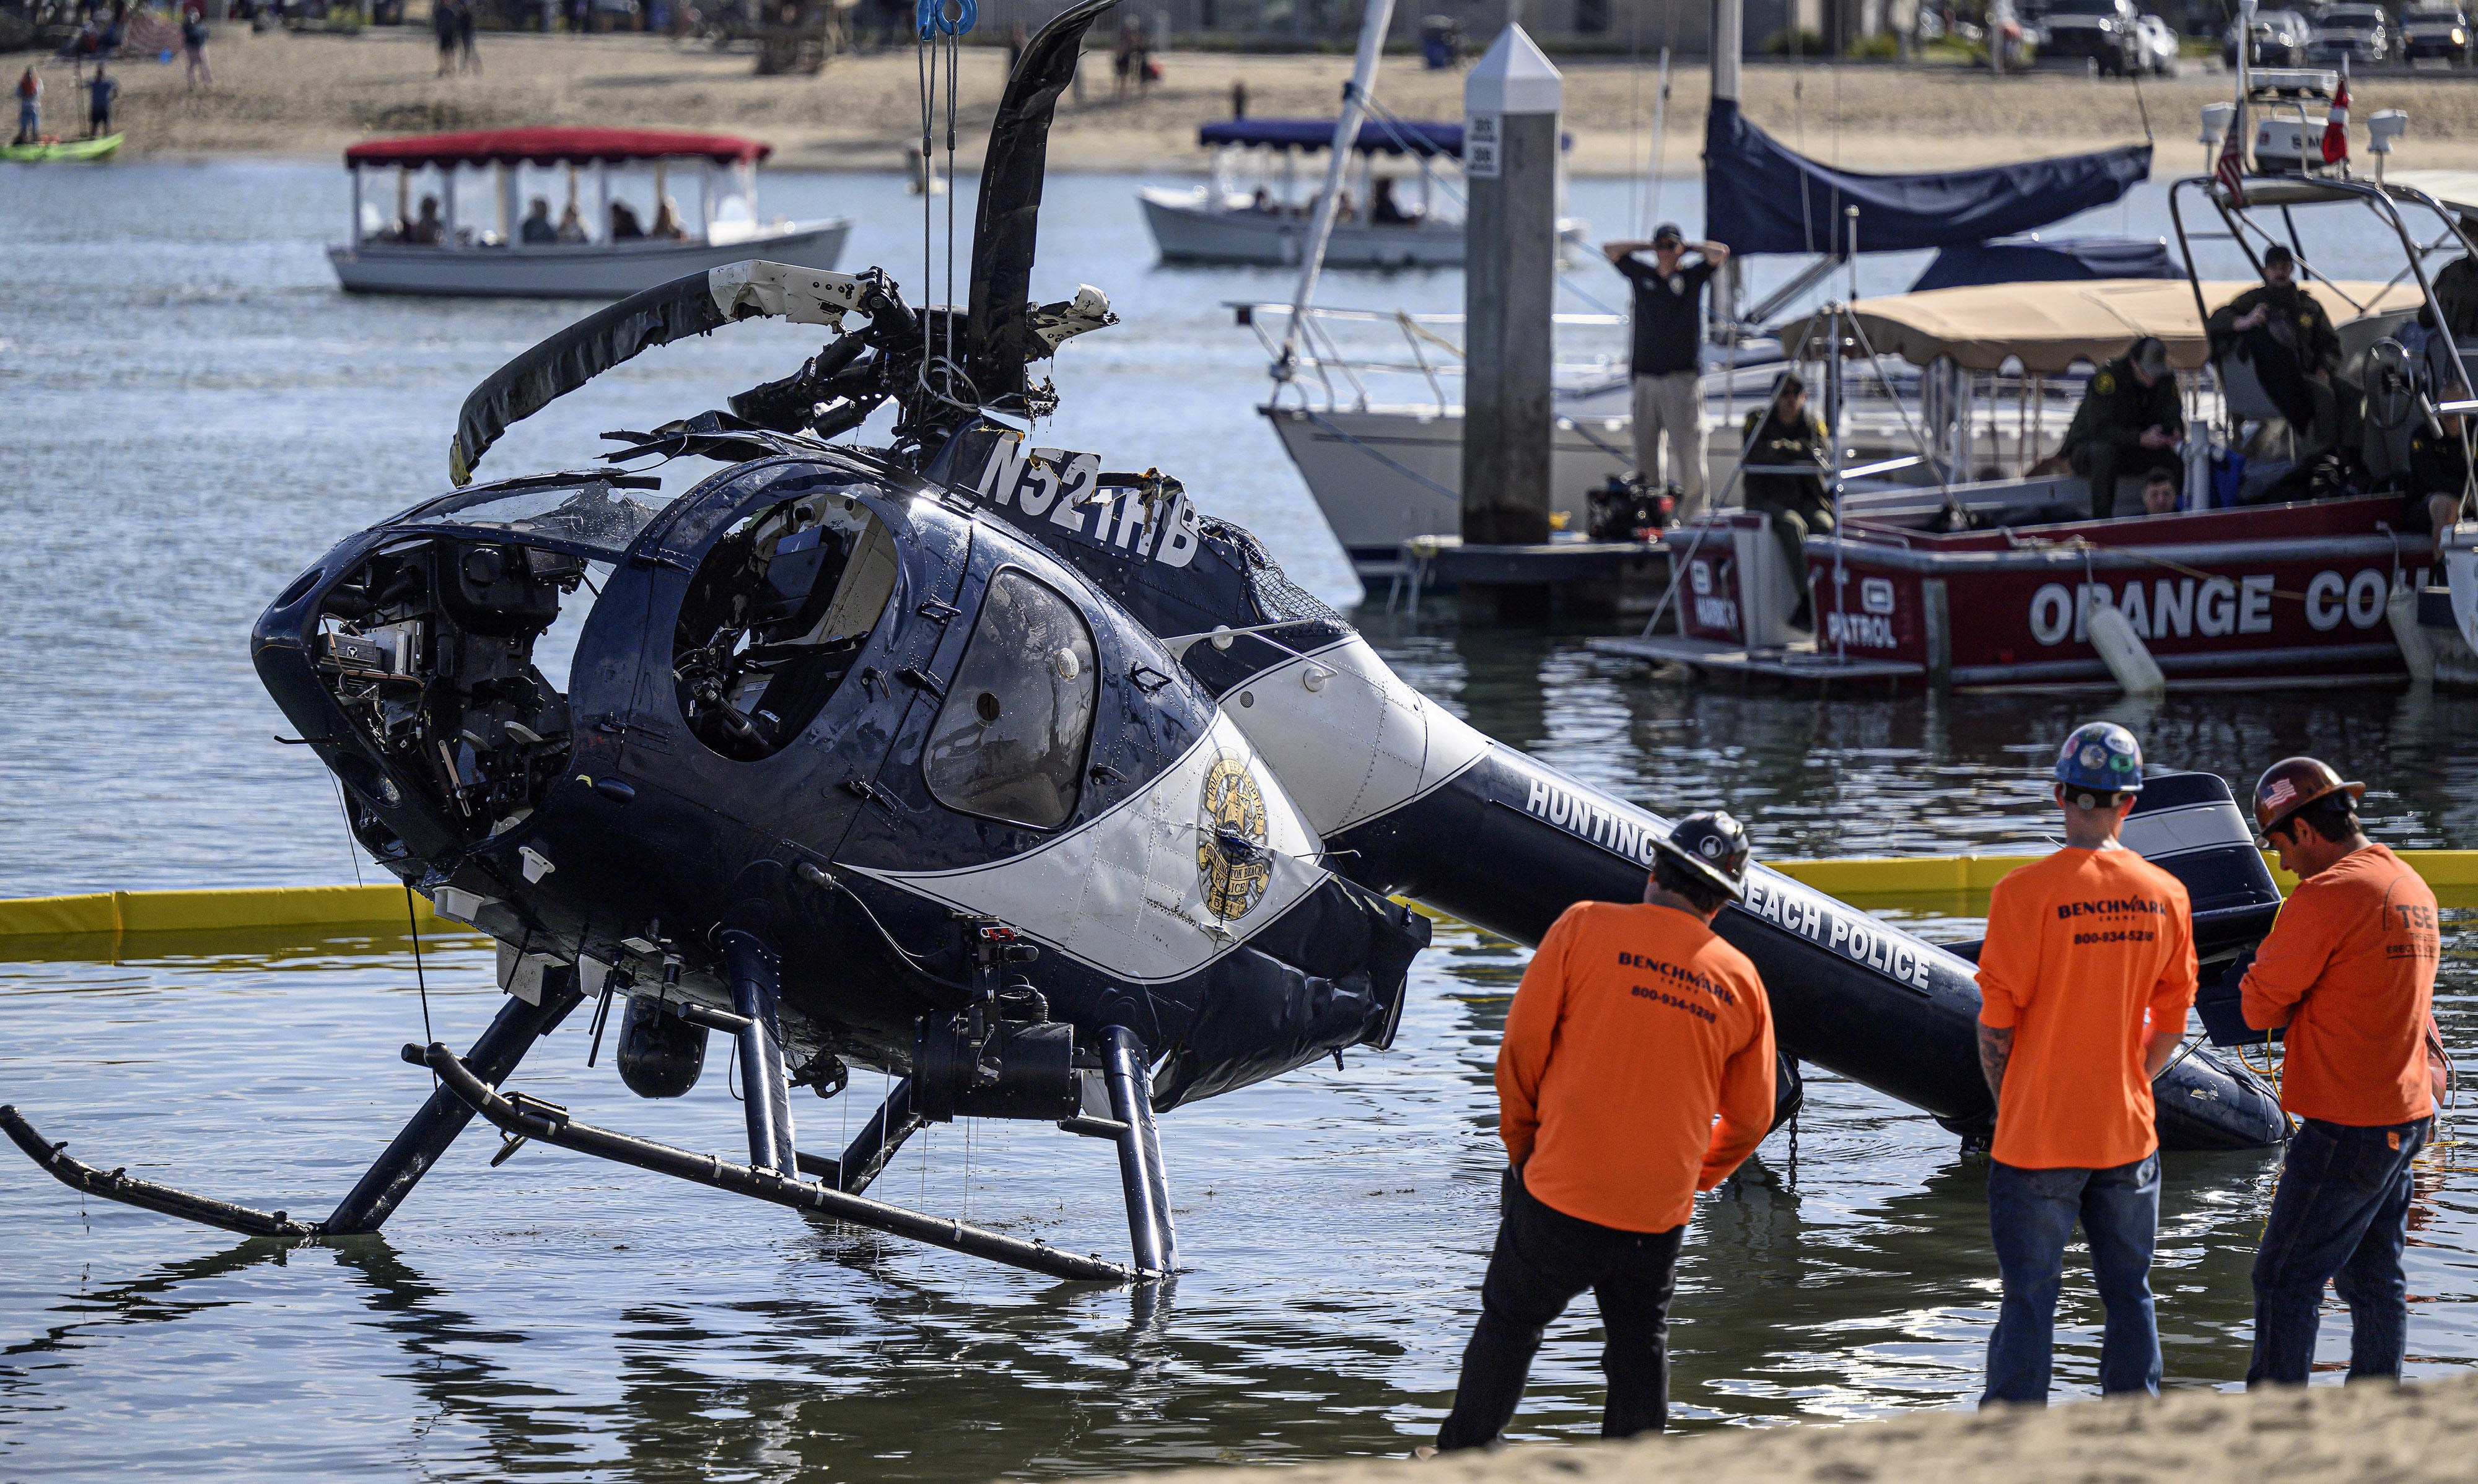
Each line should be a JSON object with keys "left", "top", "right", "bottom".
{"left": 2253, "top": 756, "right": 2365, "bottom": 834}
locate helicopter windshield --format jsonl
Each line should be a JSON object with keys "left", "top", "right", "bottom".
{"left": 405, "top": 478, "right": 679, "bottom": 560}
{"left": 672, "top": 493, "right": 897, "bottom": 761}
{"left": 922, "top": 569, "right": 1098, "bottom": 830}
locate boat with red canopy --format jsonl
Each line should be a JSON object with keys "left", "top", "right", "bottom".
{"left": 328, "top": 127, "right": 848, "bottom": 298}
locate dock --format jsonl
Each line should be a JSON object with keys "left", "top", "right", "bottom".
{"left": 1588, "top": 633, "right": 1925, "bottom": 691}
{"left": 1401, "top": 535, "right": 1671, "bottom": 618}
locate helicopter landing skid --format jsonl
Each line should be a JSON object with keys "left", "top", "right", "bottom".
{"left": 417, "top": 1042, "right": 1139, "bottom": 1283}
{"left": 0, "top": 973, "right": 587, "bottom": 1242}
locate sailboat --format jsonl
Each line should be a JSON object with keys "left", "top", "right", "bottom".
{"left": 1260, "top": 0, "right": 2155, "bottom": 587}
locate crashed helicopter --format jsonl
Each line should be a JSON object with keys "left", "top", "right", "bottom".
{"left": 2, "top": 0, "right": 2293, "bottom": 1285}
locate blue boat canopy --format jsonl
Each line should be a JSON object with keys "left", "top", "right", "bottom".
{"left": 1909, "top": 237, "right": 2180, "bottom": 292}
{"left": 1702, "top": 99, "right": 2152, "bottom": 256}
{"left": 1199, "top": 118, "right": 1464, "bottom": 157}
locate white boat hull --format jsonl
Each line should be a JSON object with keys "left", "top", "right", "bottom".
{"left": 1140, "top": 188, "right": 1585, "bottom": 269}
{"left": 326, "top": 220, "right": 851, "bottom": 298}
{"left": 1269, "top": 383, "right": 2082, "bottom": 583}
{"left": 1264, "top": 403, "right": 1648, "bottom": 578}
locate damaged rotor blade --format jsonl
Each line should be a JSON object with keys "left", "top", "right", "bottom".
{"left": 449, "top": 261, "right": 871, "bottom": 486}
{"left": 966, "top": 0, "right": 1126, "bottom": 411}
{"left": 417, "top": 1044, "right": 1140, "bottom": 1284}
{"left": 0, "top": 1105, "right": 321, "bottom": 1239}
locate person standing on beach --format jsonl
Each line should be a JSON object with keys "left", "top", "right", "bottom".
{"left": 1974, "top": 722, "right": 2194, "bottom": 1406}
{"left": 181, "top": 4, "right": 211, "bottom": 87}
{"left": 457, "top": 0, "right": 480, "bottom": 72}
{"left": 1603, "top": 224, "right": 1729, "bottom": 521}
{"left": 84, "top": 62, "right": 115, "bottom": 139}
{"left": 13, "top": 66, "right": 38, "bottom": 147}
{"left": 2241, "top": 757, "right": 2445, "bottom": 1387}
{"left": 434, "top": 0, "right": 460, "bottom": 74}
{"left": 1429, "top": 813, "right": 1775, "bottom": 1452}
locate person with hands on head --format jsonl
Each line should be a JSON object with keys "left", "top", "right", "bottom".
{"left": 2240, "top": 757, "right": 2446, "bottom": 1388}
{"left": 1430, "top": 812, "right": 1775, "bottom": 1454}
{"left": 1605, "top": 224, "right": 1730, "bottom": 522}
{"left": 1975, "top": 722, "right": 2197, "bottom": 1407}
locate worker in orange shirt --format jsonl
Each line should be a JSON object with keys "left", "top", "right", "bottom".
{"left": 1431, "top": 812, "right": 1775, "bottom": 1451}
{"left": 1975, "top": 722, "right": 2197, "bottom": 1405}
{"left": 2241, "top": 757, "right": 2445, "bottom": 1387}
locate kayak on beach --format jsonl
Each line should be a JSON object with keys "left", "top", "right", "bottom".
{"left": 1, "top": 133, "right": 121, "bottom": 164}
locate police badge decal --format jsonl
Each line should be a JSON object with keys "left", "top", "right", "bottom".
{"left": 1197, "top": 753, "right": 1272, "bottom": 920}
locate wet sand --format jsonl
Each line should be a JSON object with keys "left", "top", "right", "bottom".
{"left": 1101, "top": 1372, "right": 2478, "bottom": 1484}
{"left": 66, "top": 25, "right": 2478, "bottom": 174}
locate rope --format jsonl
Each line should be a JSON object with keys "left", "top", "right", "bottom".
{"left": 405, "top": 883, "right": 436, "bottom": 1088}
{"left": 2003, "top": 531, "right": 2322, "bottom": 602}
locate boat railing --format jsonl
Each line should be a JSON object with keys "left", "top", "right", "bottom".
{"left": 1237, "top": 302, "right": 1628, "bottom": 414}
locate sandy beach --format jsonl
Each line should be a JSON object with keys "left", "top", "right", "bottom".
{"left": 1091, "top": 1371, "right": 2478, "bottom": 1484}
{"left": 59, "top": 24, "right": 2478, "bottom": 175}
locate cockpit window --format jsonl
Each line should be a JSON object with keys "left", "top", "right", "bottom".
{"left": 673, "top": 494, "right": 898, "bottom": 761}
{"left": 408, "top": 479, "right": 678, "bottom": 559}
{"left": 922, "top": 570, "right": 1097, "bottom": 829}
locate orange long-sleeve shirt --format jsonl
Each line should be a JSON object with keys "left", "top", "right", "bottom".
{"left": 2242, "top": 843, "right": 2439, "bottom": 1127}
{"left": 1497, "top": 901, "right": 1775, "bottom": 1234}
{"left": 1976, "top": 847, "right": 2197, "bottom": 1171}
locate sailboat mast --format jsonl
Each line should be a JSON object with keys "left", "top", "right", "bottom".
{"left": 1273, "top": 0, "right": 1399, "bottom": 375}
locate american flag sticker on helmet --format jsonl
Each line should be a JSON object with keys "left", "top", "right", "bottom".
{"left": 2265, "top": 779, "right": 2296, "bottom": 806}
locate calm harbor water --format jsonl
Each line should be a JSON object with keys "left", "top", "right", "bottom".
{"left": 3, "top": 160, "right": 2477, "bottom": 1482}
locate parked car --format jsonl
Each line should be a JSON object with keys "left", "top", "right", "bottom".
{"left": 2226, "top": 6, "right": 2311, "bottom": 65}
{"left": 2135, "top": 12, "right": 2180, "bottom": 72}
{"left": 2039, "top": 0, "right": 2147, "bottom": 73}
{"left": 2308, "top": 2, "right": 2391, "bottom": 63}
{"left": 2399, "top": 4, "right": 2475, "bottom": 61}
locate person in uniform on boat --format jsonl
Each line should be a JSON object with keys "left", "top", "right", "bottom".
{"left": 406, "top": 195, "right": 444, "bottom": 245}
{"left": 651, "top": 197, "right": 690, "bottom": 240}
{"left": 1740, "top": 373, "right": 1832, "bottom": 632}
{"left": 2427, "top": 216, "right": 2478, "bottom": 339}
{"left": 1428, "top": 813, "right": 1774, "bottom": 1454}
{"left": 2209, "top": 245, "right": 2345, "bottom": 451}
{"left": 520, "top": 197, "right": 559, "bottom": 245}
{"left": 610, "top": 199, "right": 647, "bottom": 240}
{"left": 1604, "top": 224, "right": 1730, "bottom": 520}
{"left": 2040, "top": 335, "right": 2181, "bottom": 520}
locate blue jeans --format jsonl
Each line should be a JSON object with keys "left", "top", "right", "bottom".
{"left": 1982, "top": 1153, "right": 2161, "bottom": 1405}
{"left": 2248, "top": 1115, "right": 2430, "bottom": 1386}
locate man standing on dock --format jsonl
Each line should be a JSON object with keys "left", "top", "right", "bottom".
{"left": 1430, "top": 813, "right": 1774, "bottom": 1451}
{"left": 2241, "top": 757, "right": 2443, "bottom": 1387}
{"left": 1974, "top": 722, "right": 2195, "bottom": 1405}
{"left": 1605, "top": 225, "right": 1730, "bottom": 522}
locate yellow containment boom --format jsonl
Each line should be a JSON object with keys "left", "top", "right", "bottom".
{"left": 3, "top": 853, "right": 2472, "bottom": 945}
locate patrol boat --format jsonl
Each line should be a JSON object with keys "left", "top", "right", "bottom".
{"left": 1599, "top": 77, "right": 2478, "bottom": 694}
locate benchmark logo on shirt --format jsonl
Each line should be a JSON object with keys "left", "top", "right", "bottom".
{"left": 2055, "top": 897, "right": 2171, "bottom": 920}
{"left": 1618, "top": 952, "right": 1740, "bottom": 1009}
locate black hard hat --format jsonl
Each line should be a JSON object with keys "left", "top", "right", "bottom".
{"left": 1653, "top": 811, "right": 1751, "bottom": 902}
{"left": 2253, "top": 755, "right": 2365, "bottom": 835}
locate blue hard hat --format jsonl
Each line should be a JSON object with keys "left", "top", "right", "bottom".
{"left": 2053, "top": 722, "right": 2145, "bottom": 799}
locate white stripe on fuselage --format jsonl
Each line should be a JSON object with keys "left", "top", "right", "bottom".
{"left": 847, "top": 712, "right": 1325, "bottom": 986}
